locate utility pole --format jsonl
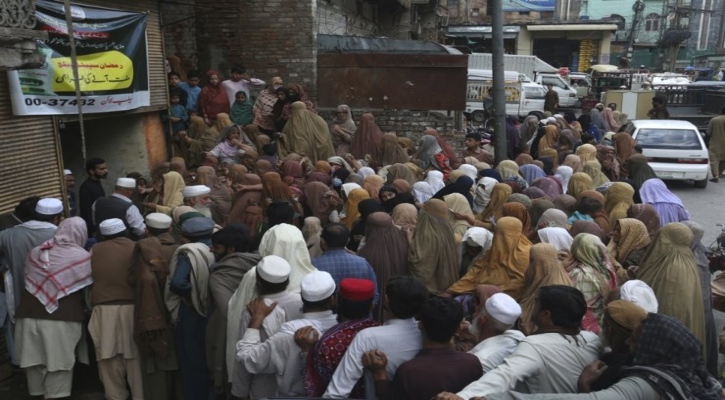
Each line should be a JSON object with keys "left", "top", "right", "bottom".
{"left": 628, "top": 1, "right": 646, "bottom": 62}
{"left": 491, "top": 0, "right": 507, "bottom": 163}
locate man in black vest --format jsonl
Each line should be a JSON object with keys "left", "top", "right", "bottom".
{"left": 79, "top": 157, "right": 108, "bottom": 235}
{"left": 93, "top": 177, "right": 146, "bottom": 240}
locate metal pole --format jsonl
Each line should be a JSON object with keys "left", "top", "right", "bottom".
{"left": 63, "top": 0, "right": 87, "bottom": 162}
{"left": 491, "top": 0, "right": 507, "bottom": 163}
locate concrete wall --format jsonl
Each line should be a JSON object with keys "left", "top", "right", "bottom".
{"left": 60, "top": 113, "right": 164, "bottom": 194}
{"left": 317, "top": 0, "right": 379, "bottom": 36}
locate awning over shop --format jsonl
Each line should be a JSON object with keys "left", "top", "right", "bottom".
{"left": 526, "top": 24, "right": 618, "bottom": 32}
{"left": 446, "top": 25, "right": 520, "bottom": 39}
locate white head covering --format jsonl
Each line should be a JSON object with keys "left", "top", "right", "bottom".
{"left": 341, "top": 183, "right": 362, "bottom": 198}
{"left": 537, "top": 227, "right": 573, "bottom": 252}
{"left": 546, "top": 117, "right": 557, "bottom": 124}
{"left": 257, "top": 255, "right": 292, "bottom": 283}
{"left": 146, "top": 213, "right": 172, "bottom": 229}
{"left": 63, "top": 169, "right": 73, "bottom": 175}
{"left": 226, "top": 223, "right": 317, "bottom": 371}
{"left": 358, "top": 167, "right": 375, "bottom": 179}
{"left": 183, "top": 185, "right": 211, "bottom": 198}
{"left": 458, "top": 164, "right": 478, "bottom": 180}
{"left": 99, "top": 218, "right": 125, "bottom": 236}
{"left": 35, "top": 198, "right": 63, "bottom": 215}
{"left": 116, "top": 177, "right": 136, "bottom": 189}
{"left": 425, "top": 170, "right": 445, "bottom": 192}
{"left": 620, "top": 279, "right": 659, "bottom": 313}
{"left": 458, "top": 227, "right": 494, "bottom": 266}
{"left": 555, "top": 166, "right": 574, "bottom": 194}
{"left": 412, "top": 181, "right": 436, "bottom": 204}
{"left": 485, "top": 293, "right": 521, "bottom": 325}
{"left": 473, "top": 177, "right": 498, "bottom": 214}
{"left": 300, "top": 271, "right": 336, "bottom": 302}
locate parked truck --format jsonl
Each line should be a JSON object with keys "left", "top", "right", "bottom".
{"left": 468, "top": 53, "right": 580, "bottom": 108}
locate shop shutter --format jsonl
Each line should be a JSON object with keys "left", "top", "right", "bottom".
{"left": 0, "top": 74, "right": 63, "bottom": 215}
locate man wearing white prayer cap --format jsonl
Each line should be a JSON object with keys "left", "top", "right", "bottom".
{"left": 132, "top": 212, "right": 179, "bottom": 400}
{"left": 183, "top": 185, "right": 212, "bottom": 218}
{"left": 92, "top": 177, "right": 145, "bottom": 239}
{"left": 238, "top": 270, "right": 338, "bottom": 397}
{"left": 0, "top": 197, "right": 60, "bottom": 364}
{"left": 467, "top": 292, "right": 525, "bottom": 373}
{"left": 88, "top": 216, "right": 144, "bottom": 400}
{"left": 229, "top": 255, "right": 302, "bottom": 399}
{"left": 64, "top": 169, "right": 78, "bottom": 216}
{"left": 447, "top": 285, "right": 602, "bottom": 399}
{"left": 619, "top": 279, "right": 658, "bottom": 313}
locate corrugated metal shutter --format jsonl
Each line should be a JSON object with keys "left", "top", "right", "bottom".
{"left": 0, "top": 74, "right": 63, "bottom": 215}
{"left": 76, "top": 0, "right": 168, "bottom": 111}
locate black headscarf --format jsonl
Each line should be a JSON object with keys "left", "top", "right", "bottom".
{"left": 625, "top": 313, "right": 721, "bottom": 400}
{"left": 348, "top": 199, "right": 385, "bottom": 251}
{"left": 529, "top": 126, "right": 547, "bottom": 159}
{"left": 478, "top": 169, "right": 502, "bottom": 182}
{"left": 432, "top": 176, "right": 474, "bottom": 208}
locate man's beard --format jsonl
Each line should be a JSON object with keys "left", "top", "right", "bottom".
{"left": 194, "top": 204, "right": 212, "bottom": 218}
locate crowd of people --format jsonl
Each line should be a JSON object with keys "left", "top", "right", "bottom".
{"left": 1, "top": 66, "right": 725, "bottom": 400}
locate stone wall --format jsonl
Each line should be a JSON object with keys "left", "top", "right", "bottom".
{"left": 318, "top": 108, "right": 464, "bottom": 149}
{"left": 317, "top": 0, "right": 379, "bottom": 36}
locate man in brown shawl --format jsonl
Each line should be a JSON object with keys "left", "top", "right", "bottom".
{"left": 206, "top": 224, "right": 262, "bottom": 393}
{"left": 132, "top": 213, "right": 180, "bottom": 400}
{"left": 707, "top": 107, "right": 725, "bottom": 182}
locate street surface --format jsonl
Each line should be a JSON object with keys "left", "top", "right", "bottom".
{"left": 669, "top": 179, "right": 725, "bottom": 250}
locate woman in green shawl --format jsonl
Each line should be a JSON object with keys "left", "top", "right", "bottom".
{"left": 230, "top": 91, "right": 254, "bottom": 126}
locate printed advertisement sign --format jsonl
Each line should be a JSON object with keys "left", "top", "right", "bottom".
{"left": 503, "top": 0, "right": 556, "bottom": 12}
{"left": 8, "top": 0, "right": 149, "bottom": 115}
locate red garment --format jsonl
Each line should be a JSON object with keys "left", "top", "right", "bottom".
{"left": 425, "top": 128, "right": 459, "bottom": 168}
{"left": 433, "top": 152, "right": 452, "bottom": 180}
{"left": 305, "top": 318, "right": 380, "bottom": 397}
{"left": 200, "top": 70, "right": 229, "bottom": 119}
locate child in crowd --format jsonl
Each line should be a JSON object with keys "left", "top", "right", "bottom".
{"left": 179, "top": 70, "right": 201, "bottom": 116}
{"left": 168, "top": 71, "right": 188, "bottom": 107}
{"left": 230, "top": 91, "right": 254, "bottom": 126}
{"left": 166, "top": 89, "right": 188, "bottom": 135}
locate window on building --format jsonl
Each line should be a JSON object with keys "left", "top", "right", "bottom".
{"left": 470, "top": 8, "right": 480, "bottom": 17}
{"left": 644, "top": 13, "right": 660, "bottom": 31}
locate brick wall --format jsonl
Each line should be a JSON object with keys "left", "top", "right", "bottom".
{"left": 160, "top": 1, "right": 198, "bottom": 68}
{"left": 318, "top": 108, "right": 463, "bottom": 149}
{"left": 236, "top": 0, "right": 318, "bottom": 96}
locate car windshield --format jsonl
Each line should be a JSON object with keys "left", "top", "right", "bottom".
{"left": 635, "top": 128, "right": 702, "bottom": 150}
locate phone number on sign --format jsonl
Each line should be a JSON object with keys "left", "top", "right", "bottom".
{"left": 23, "top": 98, "right": 96, "bottom": 106}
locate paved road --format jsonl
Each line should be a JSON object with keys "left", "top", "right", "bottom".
{"left": 668, "top": 178, "right": 725, "bottom": 249}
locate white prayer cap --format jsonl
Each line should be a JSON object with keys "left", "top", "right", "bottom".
{"left": 116, "top": 177, "right": 136, "bottom": 189}
{"left": 183, "top": 185, "right": 211, "bottom": 198}
{"left": 99, "top": 218, "right": 126, "bottom": 236}
{"left": 35, "top": 198, "right": 63, "bottom": 215}
{"left": 145, "top": 213, "right": 172, "bottom": 230}
{"left": 546, "top": 117, "right": 557, "bottom": 124}
{"left": 553, "top": 114, "right": 563, "bottom": 119}
{"left": 620, "top": 280, "right": 658, "bottom": 313}
{"left": 64, "top": 169, "right": 73, "bottom": 175}
{"left": 257, "top": 255, "right": 291, "bottom": 284}
{"left": 485, "top": 293, "right": 521, "bottom": 325}
{"left": 300, "top": 271, "right": 336, "bottom": 302}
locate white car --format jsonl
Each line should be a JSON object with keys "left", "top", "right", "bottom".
{"left": 627, "top": 120, "right": 710, "bottom": 188}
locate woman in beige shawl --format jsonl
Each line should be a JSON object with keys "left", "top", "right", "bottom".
{"left": 517, "top": 243, "right": 573, "bottom": 335}
{"left": 330, "top": 104, "right": 356, "bottom": 156}
{"left": 143, "top": 171, "right": 185, "bottom": 215}
{"left": 604, "top": 182, "right": 635, "bottom": 229}
{"left": 391, "top": 203, "right": 418, "bottom": 244}
{"left": 446, "top": 217, "right": 532, "bottom": 298}
{"left": 636, "top": 222, "right": 707, "bottom": 355}
{"left": 408, "top": 199, "right": 459, "bottom": 294}
{"left": 381, "top": 133, "right": 409, "bottom": 166}
{"left": 279, "top": 101, "right": 334, "bottom": 163}
{"left": 444, "top": 193, "right": 474, "bottom": 238}
{"left": 576, "top": 144, "right": 598, "bottom": 166}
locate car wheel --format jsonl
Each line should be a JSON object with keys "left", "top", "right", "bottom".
{"left": 471, "top": 111, "right": 486, "bottom": 123}
{"left": 694, "top": 178, "right": 708, "bottom": 188}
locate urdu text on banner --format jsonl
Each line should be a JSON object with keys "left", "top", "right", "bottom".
{"left": 7, "top": 0, "right": 150, "bottom": 116}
